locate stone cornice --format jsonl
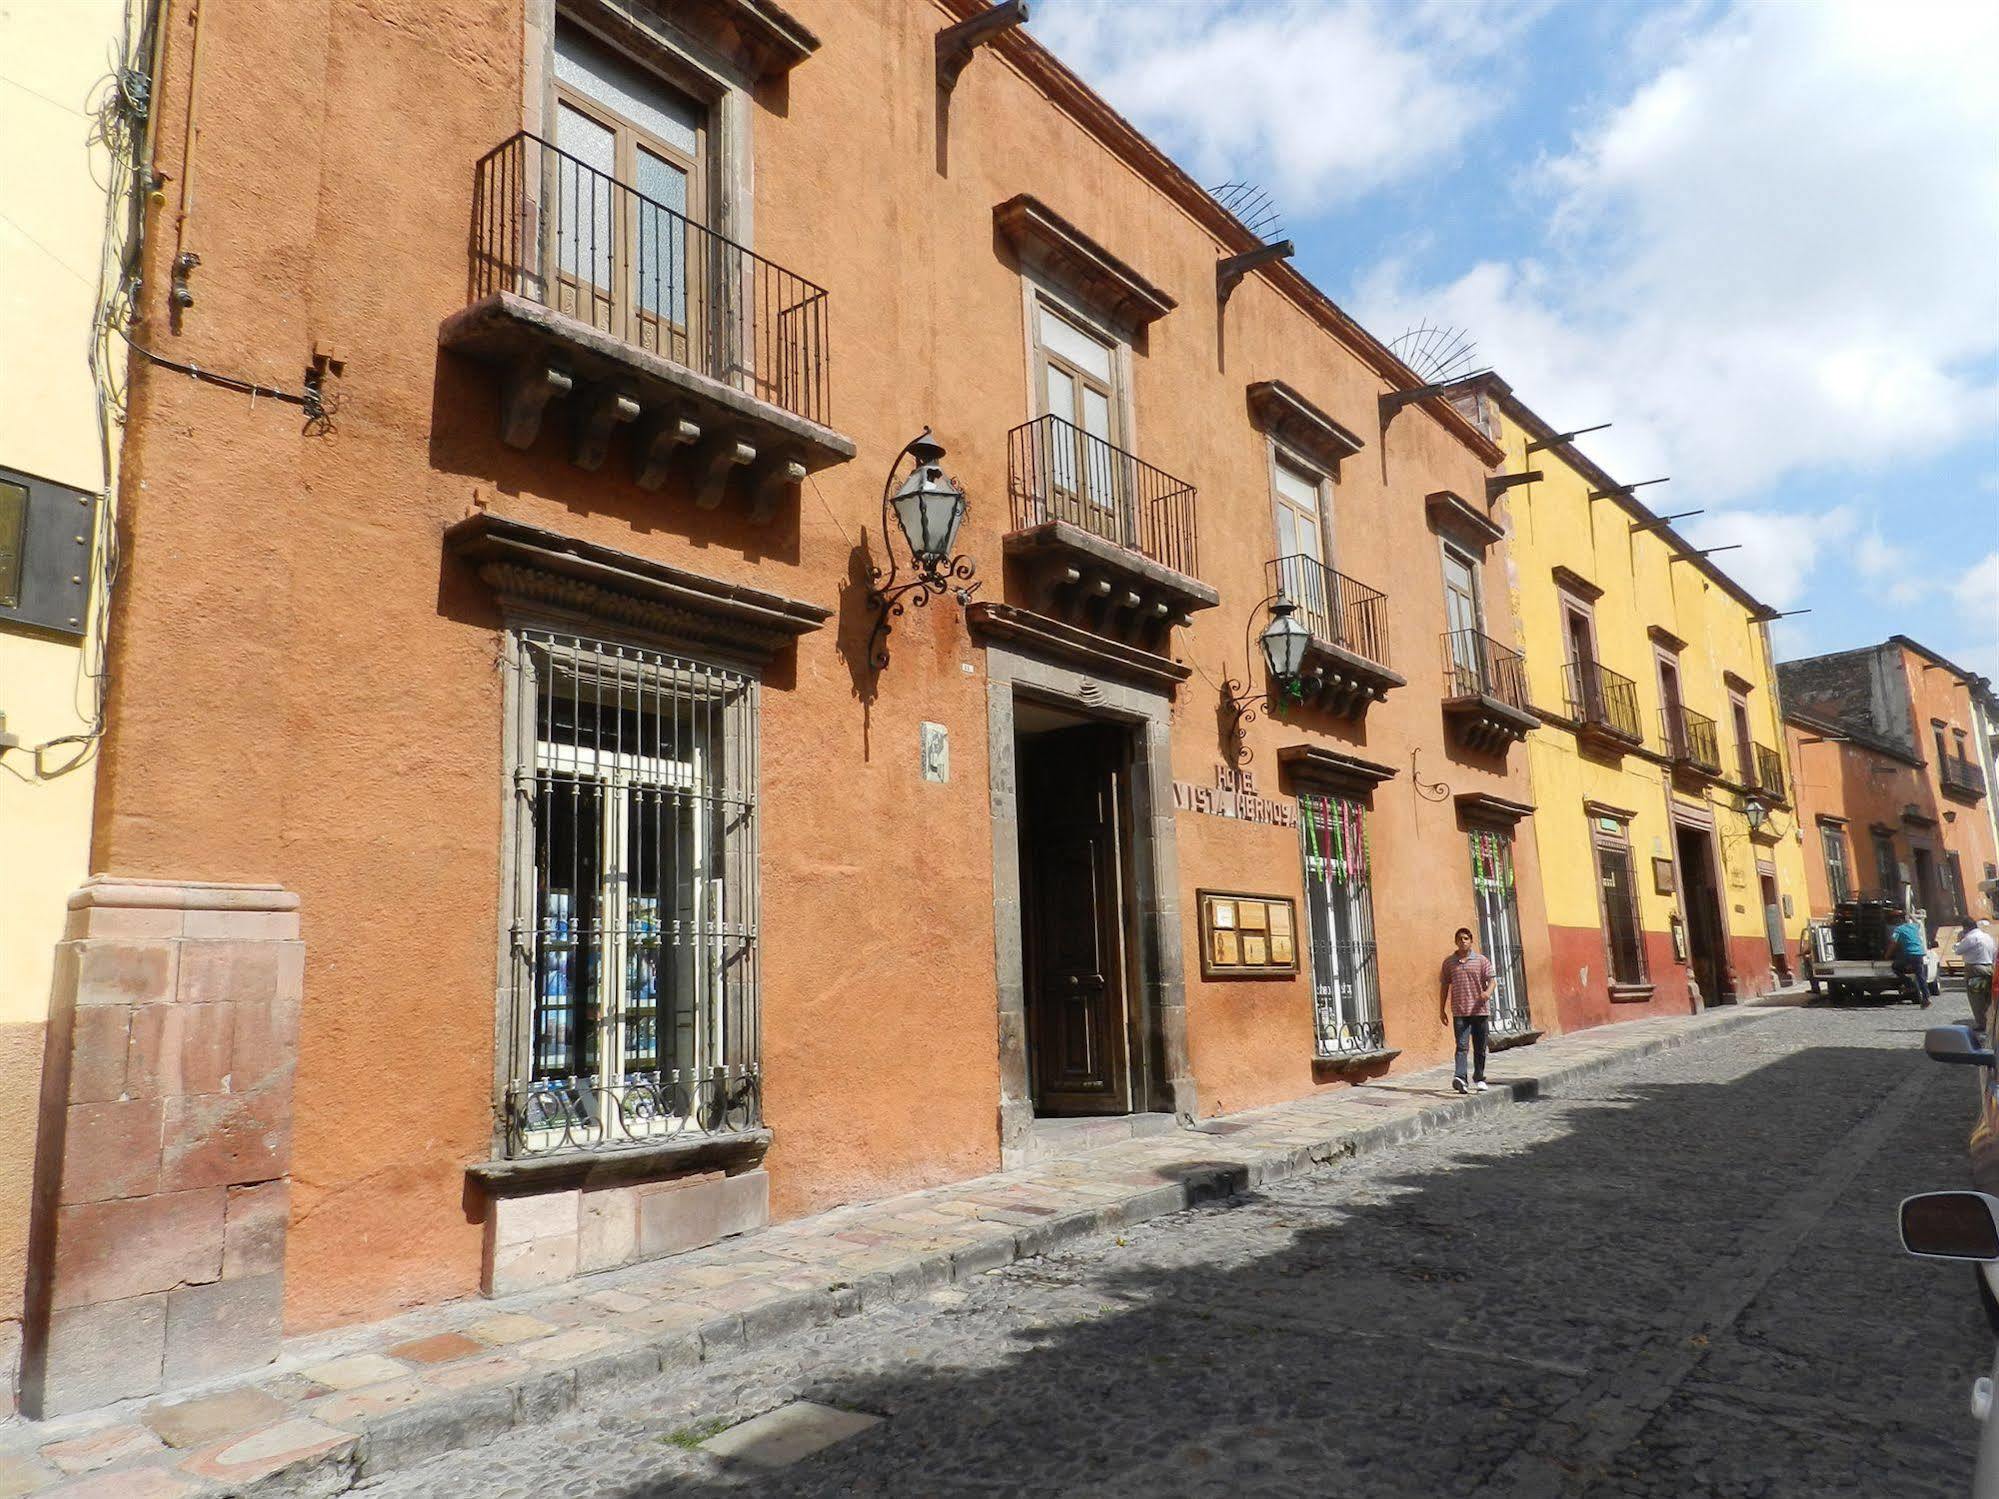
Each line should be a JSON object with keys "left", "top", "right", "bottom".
{"left": 1455, "top": 790, "right": 1536, "bottom": 827}
{"left": 966, "top": 601, "right": 1190, "bottom": 691}
{"left": 446, "top": 512, "right": 829, "bottom": 665}
{"left": 1246, "top": 381, "right": 1366, "bottom": 474}
{"left": 1275, "top": 744, "right": 1399, "bottom": 801}
{"left": 993, "top": 194, "right": 1176, "bottom": 333}
{"left": 1426, "top": 490, "right": 1506, "bottom": 549}
{"left": 1552, "top": 565, "right": 1603, "bottom": 603}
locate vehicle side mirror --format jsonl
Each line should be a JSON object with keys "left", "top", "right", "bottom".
{"left": 1901, "top": 1192, "right": 1999, "bottom": 1261}
{"left": 1923, "top": 1025, "right": 1996, "bottom": 1066}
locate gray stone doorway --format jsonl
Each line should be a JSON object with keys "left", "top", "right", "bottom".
{"left": 984, "top": 648, "right": 1194, "bottom": 1170}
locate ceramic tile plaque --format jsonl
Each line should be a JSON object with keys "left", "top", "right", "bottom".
{"left": 1198, "top": 890, "right": 1299, "bottom": 979}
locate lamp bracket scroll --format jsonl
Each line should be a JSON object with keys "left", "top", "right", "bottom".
{"left": 868, "top": 427, "right": 979, "bottom": 674}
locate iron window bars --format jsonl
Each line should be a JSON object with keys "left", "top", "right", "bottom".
{"left": 1596, "top": 840, "right": 1648, "bottom": 986}
{"left": 1562, "top": 659, "right": 1644, "bottom": 743}
{"left": 1821, "top": 825, "right": 1851, "bottom": 905}
{"left": 1471, "top": 829, "right": 1533, "bottom": 1036}
{"left": 1663, "top": 704, "right": 1722, "bottom": 774}
{"left": 1941, "top": 755, "right": 1988, "bottom": 799}
{"left": 1753, "top": 742, "right": 1787, "bottom": 802}
{"left": 471, "top": 132, "right": 831, "bottom": 427}
{"left": 1006, "top": 413, "right": 1199, "bottom": 578}
{"left": 1267, "top": 554, "right": 1390, "bottom": 670}
{"left": 1300, "top": 793, "right": 1386, "bottom": 1055}
{"left": 1442, "top": 629, "right": 1532, "bottom": 713}
{"left": 503, "top": 629, "right": 761, "bottom": 1158}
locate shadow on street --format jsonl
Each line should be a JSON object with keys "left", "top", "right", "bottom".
{"left": 611, "top": 1037, "right": 1984, "bottom": 1498}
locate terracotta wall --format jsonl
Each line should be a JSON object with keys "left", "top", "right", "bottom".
{"left": 96, "top": 0, "right": 1548, "bottom": 1332}
{"left": 1787, "top": 644, "right": 1999, "bottom": 926}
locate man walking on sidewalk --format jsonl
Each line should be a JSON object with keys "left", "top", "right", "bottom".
{"left": 1443, "top": 926, "right": 1496, "bottom": 1095}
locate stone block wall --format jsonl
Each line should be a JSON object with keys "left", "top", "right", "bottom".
{"left": 18, "top": 877, "right": 302, "bottom": 1419}
{"left": 481, "top": 1168, "right": 769, "bottom": 1297}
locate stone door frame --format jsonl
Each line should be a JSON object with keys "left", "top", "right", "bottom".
{"left": 985, "top": 647, "right": 1194, "bottom": 1168}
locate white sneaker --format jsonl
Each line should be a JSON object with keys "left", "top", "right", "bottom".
{"left": 1451, "top": 1076, "right": 1469, "bottom": 1094}
{"left": 1475, "top": 1081, "right": 1490, "bottom": 1093}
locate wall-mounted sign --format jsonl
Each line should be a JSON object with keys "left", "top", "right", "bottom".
{"left": 1652, "top": 856, "right": 1676, "bottom": 895}
{"left": 920, "top": 721, "right": 949, "bottom": 783}
{"left": 1173, "top": 765, "right": 1297, "bottom": 828}
{"left": 1197, "top": 889, "right": 1300, "bottom": 979}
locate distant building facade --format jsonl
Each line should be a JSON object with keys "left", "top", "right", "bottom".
{"left": 1781, "top": 638, "right": 1997, "bottom": 932}
{"left": 1451, "top": 376, "right": 1808, "bottom": 1026}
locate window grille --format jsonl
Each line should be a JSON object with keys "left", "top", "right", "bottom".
{"left": 1821, "top": 826, "right": 1850, "bottom": 905}
{"left": 1300, "top": 793, "right": 1384, "bottom": 1054}
{"left": 1872, "top": 832, "right": 1898, "bottom": 902}
{"left": 1470, "top": 829, "right": 1532, "bottom": 1035}
{"left": 503, "top": 628, "right": 760, "bottom": 1157}
{"left": 1595, "top": 840, "right": 1646, "bottom": 986}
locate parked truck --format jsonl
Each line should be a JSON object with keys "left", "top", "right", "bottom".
{"left": 1803, "top": 895, "right": 1937, "bottom": 1003}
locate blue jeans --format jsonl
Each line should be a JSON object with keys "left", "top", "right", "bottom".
{"left": 1454, "top": 1014, "right": 1489, "bottom": 1083}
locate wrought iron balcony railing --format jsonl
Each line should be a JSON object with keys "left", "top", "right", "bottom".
{"left": 470, "top": 131, "right": 831, "bottom": 426}
{"left": 1442, "top": 629, "right": 1532, "bottom": 714}
{"left": 1664, "top": 705, "right": 1722, "bottom": 774}
{"left": 1007, "top": 413, "right": 1199, "bottom": 578}
{"left": 1267, "top": 554, "right": 1389, "bottom": 670}
{"left": 1753, "top": 742, "right": 1788, "bottom": 801}
{"left": 1561, "top": 659, "right": 1644, "bottom": 743}
{"left": 1941, "top": 755, "right": 1988, "bottom": 799}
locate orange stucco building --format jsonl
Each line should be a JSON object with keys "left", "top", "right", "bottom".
{"left": 1782, "top": 637, "right": 1997, "bottom": 932}
{"left": 11, "top": 0, "right": 1563, "bottom": 1415}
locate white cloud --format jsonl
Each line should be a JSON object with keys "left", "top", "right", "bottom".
{"left": 1851, "top": 517, "right": 1923, "bottom": 606}
{"left": 1031, "top": 0, "right": 1547, "bottom": 211}
{"left": 1357, "top": 0, "right": 1999, "bottom": 504}
{"left": 1684, "top": 504, "right": 1856, "bottom": 614}
{"left": 1950, "top": 550, "right": 1999, "bottom": 678}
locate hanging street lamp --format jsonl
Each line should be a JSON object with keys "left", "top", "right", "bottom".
{"left": 1221, "top": 594, "right": 1312, "bottom": 764}
{"left": 868, "top": 427, "right": 978, "bottom": 672}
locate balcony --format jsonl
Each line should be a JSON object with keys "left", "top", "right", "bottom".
{"left": 1003, "top": 413, "right": 1217, "bottom": 649}
{"left": 1441, "top": 629, "right": 1538, "bottom": 751}
{"left": 1561, "top": 659, "right": 1644, "bottom": 751}
{"left": 1942, "top": 754, "right": 1988, "bottom": 802}
{"left": 439, "top": 133, "right": 854, "bottom": 516}
{"left": 1752, "top": 742, "right": 1788, "bottom": 804}
{"left": 1267, "top": 555, "right": 1404, "bottom": 716}
{"left": 1664, "top": 705, "right": 1723, "bottom": 777}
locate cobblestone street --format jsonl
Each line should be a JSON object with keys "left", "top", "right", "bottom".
{"left": 360, "top": 1003, "right": 1989, "bottom": 1498}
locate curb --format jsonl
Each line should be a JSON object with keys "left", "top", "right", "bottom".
{"left": 75, "top": 1007, "right": 1789, "bottom": 1497}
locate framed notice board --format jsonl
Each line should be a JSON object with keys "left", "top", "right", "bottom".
{"left": 1197, "top": 890, "right": 1300, "bottom": 979}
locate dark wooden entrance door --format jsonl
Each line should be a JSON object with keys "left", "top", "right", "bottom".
{"left": 1677, "top": 825, "right": 1731, "bottom": 1004}
{"left": 1018, "top": 723, "right": 1132, "bottom": 1116}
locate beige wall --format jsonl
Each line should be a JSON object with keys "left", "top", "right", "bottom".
{"left": 0, "top": 0, "right": 124, "bottom": 1381}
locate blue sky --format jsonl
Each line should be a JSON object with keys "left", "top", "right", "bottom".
{"left": 1034, "top": 0, "right": 1999, "bottom": 680}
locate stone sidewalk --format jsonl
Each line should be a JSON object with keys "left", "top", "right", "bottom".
{"left": 0, "top": 1005, "right": 1784, "bottom": 1498}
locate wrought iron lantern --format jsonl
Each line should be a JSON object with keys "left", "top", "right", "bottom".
{"left": 1221, "top": 594, "right": 1311, "bottom": 764}
{"left": 869, "top": 427, "right": 978, "bottom": 671}
{"left": 1258, "top": 597, "right": 1310, "bottom": 681}
{"left": 1743, "top": 793, "right": 1770, "bottom": 832}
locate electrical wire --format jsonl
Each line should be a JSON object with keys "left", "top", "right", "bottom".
{"left": 23, "top": 0, "right": 160, "bottom": 777}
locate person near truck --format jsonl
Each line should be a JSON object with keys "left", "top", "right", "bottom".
{"left": 1886, "top": 910, "right": 1932, "bottom": 1008}
{"left": 1957, "top": 922, "right": 1997, "bottom": 1028}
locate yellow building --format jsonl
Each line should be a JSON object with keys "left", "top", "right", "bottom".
{"left": 0, "top": 0, "right": 134, "bottom": 1411}
{"left": 1449, "top": 376, "right": 1808, "bottom": 1028}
